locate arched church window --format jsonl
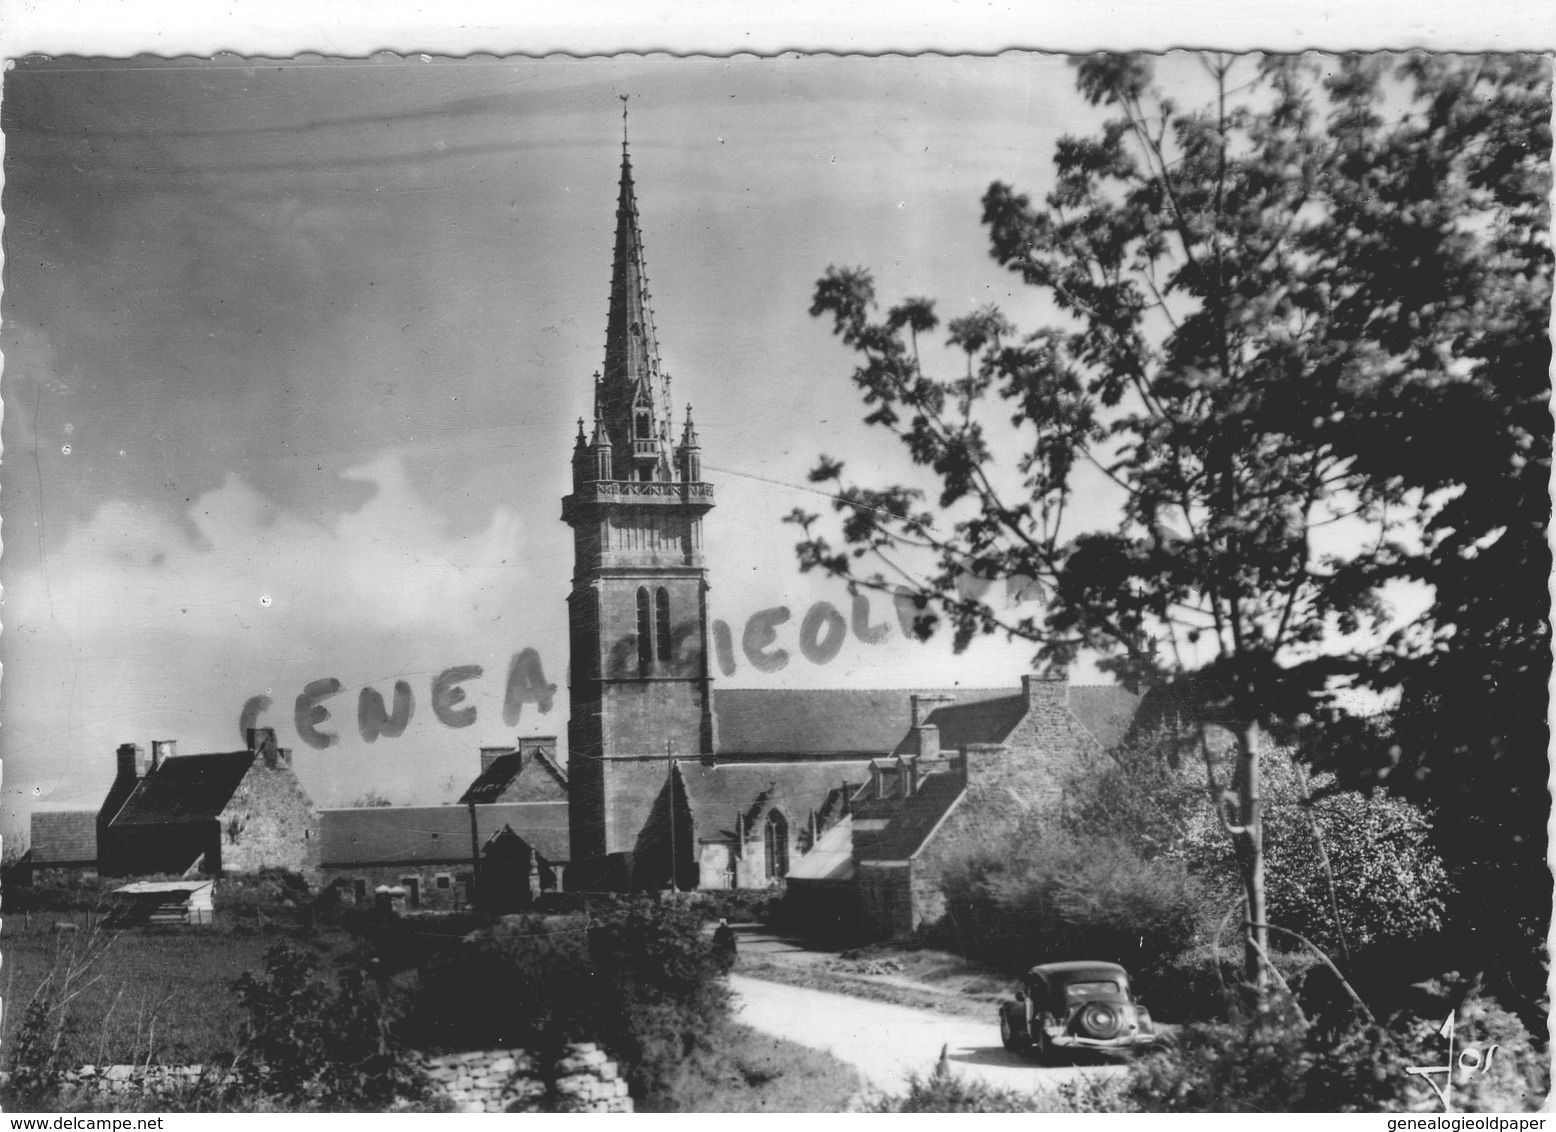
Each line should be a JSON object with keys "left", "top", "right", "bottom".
{"left": 636, "top": 587, "right": 653, "bottom": 673}
{"left": 765, "top": 810, "right": 789, "bottom": 880}
{"left": 635, "top": 409, "right": 652, "bottom": 438}
{"left": 655, "top": 589, "right": 672, "bottom": 663}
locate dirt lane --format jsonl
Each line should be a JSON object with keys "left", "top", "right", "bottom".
{"left": 729, "top": 973, "right": 1125, "bottom": 1099}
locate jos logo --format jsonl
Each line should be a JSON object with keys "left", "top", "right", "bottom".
{"left": 1405, "top": 1011, "right": 1499, "bottom": 1112}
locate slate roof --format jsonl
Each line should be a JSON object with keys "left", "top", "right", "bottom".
{"left": 107, "top": 752, "right": 256, "bottom": 827}
{"left": 854, "top": 770, "right": 966, "bottom": 861}
{"left": 891, "top": 694, "right": 1026, "bottom": 755}
{"left": 30, "top": 804, "right": 99, "bottom": 864}
{"left": 1067, "top": 685, "right": 1144, "bottom": 749}
{"left": 318, "top": 802, "right": 570, "bottom": 868}
{"left": 889, "top": 685, "right": 1144, "bottom": 756}
{"left": 712, "top": 687, "right": 1009, "bottom": 757}
{"left": 459, "top": 747, "right": 569, "bottom": 805}
{"left": 678, "top": 760, "right": 870, "bottom": 841}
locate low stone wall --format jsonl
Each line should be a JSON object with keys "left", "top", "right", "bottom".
{"left": 55, "top": 1041, "right": 633, "bottom": 1113}
{"left": 54, "top": 1063, "right": 233, "bottom": 1099}
{"left": 420, "top": 1043, "right": 633, "bottom": 1113}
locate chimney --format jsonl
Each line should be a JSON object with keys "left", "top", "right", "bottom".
{"left": 150, "top": 739, "right": 175, "bottom": 773}
{"left": 480, "top": 746, "right": 513, "bottom": 773}
{"left": 116, "top": 742, "right": 148, "bottom": 780}
{"left": 900, "top": 756, "right": 919, "bottom": 798}
{"left": 910, "top": 693, "right": 953, "bottom": 759}
{"left": 910, "top": 693, "right": 955, "bottom": 727}
{"left": 517, "top": 736, "right": 556, "bottom": 758}
{"left": 247, "top": 727, "right": 279, "bottom": 767}
{"left": 1022, "top": 673, "right": 1068, "bottom": 711}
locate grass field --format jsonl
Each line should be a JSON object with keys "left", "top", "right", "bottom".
{"left": 2, "top": 909, "right": 865, "bottom": 1112}
{"left": 0, "top": 912, "right": 348, "bottom": 1066}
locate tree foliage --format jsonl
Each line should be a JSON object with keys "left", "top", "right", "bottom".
{"left": 405, "top": 897, "right": 732, "bottom": 1106}
{"left": 792, "top": 52, "right": 1550, "bottom": 993}
{"left": 232, "top": 942, "right": 425, "bottom": 1110}
{"left": 937, "top": 821, "right": 1204, "bottom": 979}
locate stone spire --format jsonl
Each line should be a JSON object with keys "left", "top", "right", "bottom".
{"left": 600, "top": 100, "right": 672, "bottom": 481}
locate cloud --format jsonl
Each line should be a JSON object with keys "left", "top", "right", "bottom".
{"left": 2, "top": 451, "right": 559, "bottom": 817}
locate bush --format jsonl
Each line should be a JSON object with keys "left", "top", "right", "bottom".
{"left": 404, "top": 896, "right": 733, "bottom": 1107}
{"left": 686, "top": 888, "right": 782, "bottom": 925}
{"left": 1126, "top": 980, "right": 1549, "bottom": 1113}
{"left": 1263, "top": 775, "right": 1451, "bottom": 959}
{"left": 12, "top": 873, "right": 125, "bottom": 914}
{"left": 1061, "top": 726, "right": 1211, "bottom": 862}
{"left": 232, "top": 941, "right": 426, "bottom": 1110}
{"left": 872, "top": 1055, "right": 1123, "bottom": 1112}
{"left": 1126, "top": 994, "right": 1418, "bottom": 1112}
{"left": 935, "top": 823, "right": 1204, "bottom": 979}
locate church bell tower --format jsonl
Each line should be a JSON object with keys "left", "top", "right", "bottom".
{"left": 563, "top": 114, "right": 716, "bottom": 884}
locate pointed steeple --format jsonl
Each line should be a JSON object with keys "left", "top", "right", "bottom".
{"left": 600, "top": 99, "right": 672, "bottom": 481}
{"left": 676, "top": 403, "right": 702, "bottom": 483}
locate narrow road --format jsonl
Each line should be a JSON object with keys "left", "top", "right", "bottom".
{"left": 730, "top": 974, "right": 1125, "bottom": 1099}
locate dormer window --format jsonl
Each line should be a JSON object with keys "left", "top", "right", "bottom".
{"left": 635, "top": 410, "right": 652, "bottom": 438}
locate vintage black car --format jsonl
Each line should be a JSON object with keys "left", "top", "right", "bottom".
{"left": 998, "top": 960, "right": 1162, "bottom": 1062}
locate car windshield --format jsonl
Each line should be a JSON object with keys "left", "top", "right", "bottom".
{"left": 1064, "top": 980, "right": 1122, "bottom": 1001}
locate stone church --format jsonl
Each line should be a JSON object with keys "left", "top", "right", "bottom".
{"left": 559, "top": 129, "right": 927, "bottom": 891}
{"left": 554, "top": 127, "right": 1142, "bottom": 897}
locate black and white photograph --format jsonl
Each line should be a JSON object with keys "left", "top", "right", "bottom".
{"left": 0, "top": 6, "right": 1550, "bottom": 1116}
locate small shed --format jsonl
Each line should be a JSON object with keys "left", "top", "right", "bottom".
{"left": 109, "top": 880, "right": 215, "bottom": 926}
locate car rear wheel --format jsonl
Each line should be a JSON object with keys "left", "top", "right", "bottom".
{"left": 999, "top": 1010, "right": 1029, "bottom": 1054}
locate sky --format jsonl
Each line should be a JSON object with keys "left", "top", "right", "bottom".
{"left": 2, "top": 53, "right": 1166, "bottom": 831}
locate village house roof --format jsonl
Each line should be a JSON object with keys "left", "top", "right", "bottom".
{"left": 317, "top": 802, "right": 570, "bottom": 869}
{"left": 855, "top": 682, "right": 1147, "bottom": 866}
{"left": 106, "top": 751, "right": 256, "bottom": 827}
{"left": 30, "top": 803, "right": 99, "bottom": 864}
{"left": 889, "top": 684, "right": 1143, "bottom": 757}
{"left": 854, "top": 769, "right": 966, "bottom": 861}
{"left": 712, "top": 687, "right": 1011, "bottom": 758}
{"left": 458, "top": 745, "right": 569, "bottom": 806}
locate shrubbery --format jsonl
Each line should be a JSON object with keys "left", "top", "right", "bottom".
{"left": 231, "top": 941, "right": 427, "bottom": 1110}
{"left": 872, "top": 1055, "right": 1122, "bottom": 1112}
{"left": 686, "top": 888, "right": 783, "bottom": 925}
{"left": 935, "top": 822, "right": 1203, "bottom": 979}
{"left": 403, "top": 896, "right": 732, "bottom": 1106}
{"left": 1126, "top": 980, "right": 1549, "bottom": 1113}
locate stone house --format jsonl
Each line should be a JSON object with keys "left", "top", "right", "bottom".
{"left": 317, "top": 802, "right": 567, "bottom": 912}
{"left": 29, "top": 802, "right": 100, "bottom": 877}
{"left": 846, "top": 677, "right": 1144, "bottom": 938}
{"left": 97, "top": 727, "right": 318, "bottom": 879}
{"left": 318, "top": 736, "right": 571, "bottom": 912}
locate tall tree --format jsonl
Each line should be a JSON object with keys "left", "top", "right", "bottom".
{"left": 792, "top": 53, "right": 1551, "bottom": 996}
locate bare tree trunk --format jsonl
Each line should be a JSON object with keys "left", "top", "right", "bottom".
{"left": 1237, "top": 722, "right": 1269, "bottom": 1001}
{"left": 1201, "top": 719, "right": 1270, "bottom": 1001}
